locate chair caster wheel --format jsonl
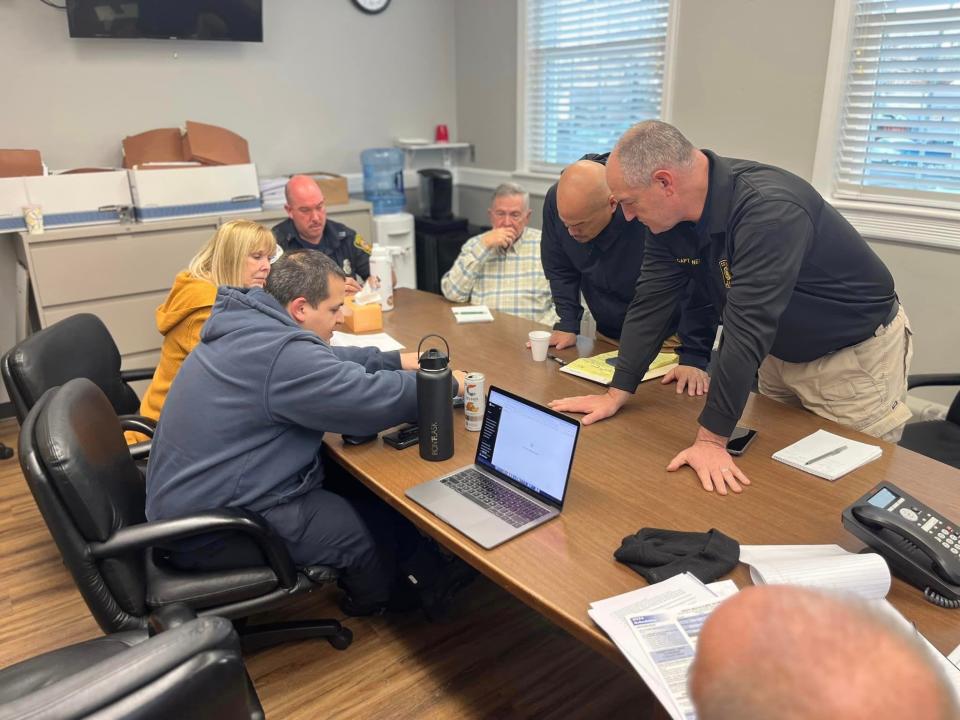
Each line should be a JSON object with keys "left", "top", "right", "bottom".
{"left": 328, "top": 627, "right": 353, "bottom": 650}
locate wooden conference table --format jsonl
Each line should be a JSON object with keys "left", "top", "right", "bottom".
{"left": 326, "top": 289, "right": 960, "bottom": 663}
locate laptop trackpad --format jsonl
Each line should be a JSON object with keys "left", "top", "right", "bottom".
{"left": 408, "top": 481, "right": 498, "bottom": 529}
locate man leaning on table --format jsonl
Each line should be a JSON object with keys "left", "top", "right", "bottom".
{"left": 551, "top": 120, "right": 912, "bottom": 496}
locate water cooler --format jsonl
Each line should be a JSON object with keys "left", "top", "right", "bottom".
{"left": 372, "top": 213, "right": 416, "bottom": 288}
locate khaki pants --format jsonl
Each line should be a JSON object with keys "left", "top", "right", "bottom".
{"left": 758, "top": 306, "right": 914, "bottom": 443}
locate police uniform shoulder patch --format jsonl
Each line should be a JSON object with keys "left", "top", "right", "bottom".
{"left": 354, "top": 234, "right": 372, "bottom": 255}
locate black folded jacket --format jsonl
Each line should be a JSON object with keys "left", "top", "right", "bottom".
{"left": 614, "top": 528, "right": 740, "bottom": 584}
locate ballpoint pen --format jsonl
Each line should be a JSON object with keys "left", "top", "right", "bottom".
{"left": 547, "top": 354, "right": 566, "bottom": 365}
{"left": 455, "top": 310, "right": 490, "bottom": 316}
{"left": 805, "top": 445, "right": 848, "bottom": 465}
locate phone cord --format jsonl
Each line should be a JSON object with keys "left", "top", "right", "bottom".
{"left": 924, "top": 587, "right": 960, "bottom": 609}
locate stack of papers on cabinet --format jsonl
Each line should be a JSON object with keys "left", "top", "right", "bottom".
{"left": 560, "top": 350, "right": 678, "bottom": 386}
{"left": 772, "top": 430, "right": 881, "bottom": 481}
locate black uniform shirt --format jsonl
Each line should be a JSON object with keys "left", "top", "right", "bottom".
{"left": 611, "top": 151, "right": 897, "bottom": 437}
{"left": 541, "top": 178, "right": 717, "bottom": 369}
{"left": 272, "top": 217, "right": 371, "bottom": 281}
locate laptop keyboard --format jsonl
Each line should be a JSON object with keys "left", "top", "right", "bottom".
{"left": 442, "top": 468, "right": 550, "bottom": 528}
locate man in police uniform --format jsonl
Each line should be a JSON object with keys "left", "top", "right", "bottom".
{"left": 541, "top": 156, "right": 717, "bottom": 394}
{"left": 551, "top": 121, "right": 912, "bottom": 496}
{"left": 272, "top": 175, "right": 371, "bottom": 294}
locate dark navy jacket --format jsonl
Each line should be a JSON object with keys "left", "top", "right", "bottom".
{"left": 611, "top": 151, "right": 897, "bottom": 437}
{"left": 541, "top": 164, "right": 717, "bottom": 369}
{"left": 272, "top": 217, "right": 371, "bottom": 281}
{"left": 146, "top": 287, "right": 417, "bottom": 521}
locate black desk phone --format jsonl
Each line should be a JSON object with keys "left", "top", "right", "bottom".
{"left": 842, "top": 482, "right": 960, "bottom": 607}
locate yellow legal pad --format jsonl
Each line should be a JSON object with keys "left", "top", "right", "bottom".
{"left": 559, "top": 351, "right": 678, "bottom": 386}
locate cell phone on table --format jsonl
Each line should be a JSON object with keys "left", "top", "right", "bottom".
{"left": 383, "top": 423, "right": 419, "bottom": 450}
{"left": 726, "top": 426, "right": 757, "bottom": 456}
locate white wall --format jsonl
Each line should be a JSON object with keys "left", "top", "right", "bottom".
{"left": 0, "top": 0, "right": 457, "bottom": 175}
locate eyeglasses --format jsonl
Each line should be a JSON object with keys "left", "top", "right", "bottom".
{"left": 492, "top": 211, "right": 525, "bottom": 221}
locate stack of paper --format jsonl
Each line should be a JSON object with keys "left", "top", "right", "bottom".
{"left": 451, "top": 305, "right": 494, "bottom": 323}
{"left": 259, "top": 176, "right": 288, "bottom": 209}
{"left": 589, "top": 573, "right": 738, "bottom": 720}
{"left": 739, "top": 544, "right": 891, "bottom": 599}
{"left": 560, "top": 350, "right": 678, "bottom": 386}
{"left": 330, "top": 331, "right": 404, "bottom": 352}
{"left": 772, "top": 429, "right": 881, "bottom": 481}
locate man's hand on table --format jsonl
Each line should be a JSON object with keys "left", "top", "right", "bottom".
{"left": 549, "top": 387, "right": 630, "bottom": 425}
{"left": 661, "top": 365, "right": 710, "bottom": 396}
{"left": 666, "top": 426, "right": 751, "bottom": 495}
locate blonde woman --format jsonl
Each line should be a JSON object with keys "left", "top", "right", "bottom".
{"left": 136, "top": 219, "right": 277, "bottom": 431}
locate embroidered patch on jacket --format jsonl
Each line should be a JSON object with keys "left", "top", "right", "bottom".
{"left": 354, "top": 234, "right": 372, "bottom": 254}
{"left": 676, "top": 257, "right": 701, "bottom": 265}
{"left": 343, "top": 258, "right": 353, "bottom": 276}
{"left": 719, "top": 259, "right": 732, "bottom": 288}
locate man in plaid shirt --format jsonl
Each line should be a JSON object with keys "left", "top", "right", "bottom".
{"left": 441, "top": 183, "right": 558, "bottom": 326}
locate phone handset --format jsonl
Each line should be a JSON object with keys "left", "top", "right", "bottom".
{"left": 851, "top": 504, "right": 960, "bottom": 585}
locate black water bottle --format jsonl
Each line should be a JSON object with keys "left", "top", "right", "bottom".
{"left": 417, "top": 334, "right": 454, "bottom": 461}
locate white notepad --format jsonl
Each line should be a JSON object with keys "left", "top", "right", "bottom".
{"left": 451, "top": 305, "right": 494, "bottom": 323}
{"left": 773, "top": 429, "right": 881, "bottom": 481}
{"left": 740, "top": 544, "right": 891, "bottom": 600}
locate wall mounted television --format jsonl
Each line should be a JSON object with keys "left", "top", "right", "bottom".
{"left": 66, "top": 1, "right": 263, "bottom": 42}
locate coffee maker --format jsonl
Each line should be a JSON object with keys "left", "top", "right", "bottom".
{"left": 417, "top": 168, "right": 454, "bottom": 221}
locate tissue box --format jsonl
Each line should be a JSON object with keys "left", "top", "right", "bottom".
{"left": 342, "top": 297, "right": 383, "bottom": 333}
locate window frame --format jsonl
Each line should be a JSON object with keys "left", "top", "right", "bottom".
{"left": 812, "top": 0, "right": 960, "bottom": 251}
{"left": 515, "top": 0, "right": 680, "bottom": 182}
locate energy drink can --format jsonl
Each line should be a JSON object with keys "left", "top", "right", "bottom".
{"left": 463, "top": 372, "right": 485, "bottom": 431}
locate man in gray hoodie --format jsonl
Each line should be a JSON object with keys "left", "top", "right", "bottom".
{"left": 146, "top": 250, "right": 463, "bottom": 611}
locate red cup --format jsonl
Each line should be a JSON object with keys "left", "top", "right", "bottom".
{"left": 434, "top": 124, "right": 449, "bottom": 143}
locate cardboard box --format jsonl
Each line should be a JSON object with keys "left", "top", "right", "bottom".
{"left": 122, "top": 129, "right": 185, "bottom": 169}
{"left": 183, "top": 121, "right": 250, "bottom": 165}
{"left": 342, "top": 297, "right": 383, "bottom": 333}
{"left": 23, "top": 170, "right": 133, "bottom": 229}
{"left": 0, "top": 149, "right": 43, "bottom": 178}
{"left": 307, "top": 172, "right": 350, "bottom": 205}
{"left": 0, "top": 177, "right": 30, "bottom": 231}
{"left": 128, "top": 163, "right": 261, "bottom": 221}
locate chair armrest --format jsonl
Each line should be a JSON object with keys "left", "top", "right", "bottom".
{"left": 120, "top": 414, "right": 156, "bottom": 438}
{"left": 148, "top": 603, "right": 198, "bottom": 635}
{"left": 908, "top": 373, "right": 960, "bottom": 390}
{"left": 120, "top": 367, "right": 156, "bottom": 383}
{"left": 88, "top": 508, "right": 298, "bottom": 588}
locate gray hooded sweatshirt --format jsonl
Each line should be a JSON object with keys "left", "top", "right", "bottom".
{"left": 146, "top": 286, "right": 424, "bottom": 521}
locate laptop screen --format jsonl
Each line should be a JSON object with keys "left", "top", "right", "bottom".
{"left": 475, "top": 387, "right": 580, "bottom": 507}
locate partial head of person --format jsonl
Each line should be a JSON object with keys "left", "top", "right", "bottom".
{"left": 556, "top": 159, "right": 618, "bottom": 243}
{"left": 285, "top": 175, "right": 327, "bottom": 244}
{"left": 266, "top": 249, "right": 347, "bottom": 343}
{"left": 488, "top": 182, "right": 532, "bottom": 238}
{"left": 608, "top": 120, "right": 706, "bottom": 234}
{"left": 188, "top": 219, "right": 276, "bottom": 288}
{"left": 689, "top": 585, "right": 959, "bottom": 720}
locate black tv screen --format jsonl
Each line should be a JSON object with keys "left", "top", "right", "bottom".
{"left": 66, "top": 1, "right": 263, "bottom": 42}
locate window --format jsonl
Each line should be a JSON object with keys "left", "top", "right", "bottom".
{"left": 521, "top": 0, "right": 674, "bottom": 174}
{"left": 820, "top": 0, "right": 960, "bottom": 209}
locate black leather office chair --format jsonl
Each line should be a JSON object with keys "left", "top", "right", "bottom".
{"left": 0, "top": 609, "right": 263, "bottom": 720}
{"left": 1, "top": 313, "right": 157, "bottom": 462}
{"left": 900, "top": 374, "right": 960, "bottom": 470}
{"left": 17, "top": 378, "right": 352, "bottom": 652}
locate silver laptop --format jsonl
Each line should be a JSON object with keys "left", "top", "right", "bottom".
{"left": 406, "top": 386, "right": 580, "bottom": 549}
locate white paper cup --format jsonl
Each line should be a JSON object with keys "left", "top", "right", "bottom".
{"left": 528, "top": 330, "right": 550, "bottom": 361}
{"left": 22, "top": 205, "right": 43, "bottom": 235}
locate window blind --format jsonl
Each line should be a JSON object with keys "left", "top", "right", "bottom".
{"left": 524, "top": 0, "right": 671, "bottom": 173}
{"left": 835, "top": 0, "right": 960, "bottom": 204}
